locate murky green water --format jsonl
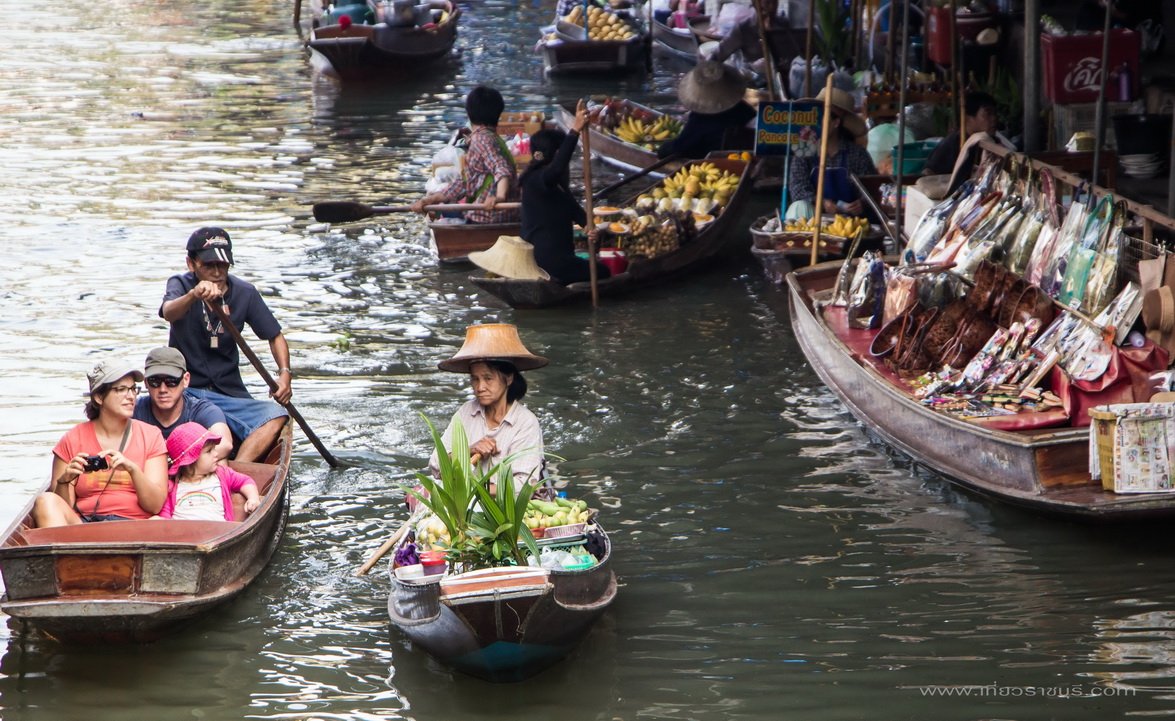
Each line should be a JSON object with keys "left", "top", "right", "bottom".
{"left": 2, "top": 1, "right": 1175, "bottom": 719}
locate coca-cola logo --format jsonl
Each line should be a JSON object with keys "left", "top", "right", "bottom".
{"left": 1064, "top": 56, "right": 1103, "bottom": 93}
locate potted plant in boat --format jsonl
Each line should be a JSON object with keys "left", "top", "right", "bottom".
{"left": 409, "top": 417, "right": 542, "bottom": 573}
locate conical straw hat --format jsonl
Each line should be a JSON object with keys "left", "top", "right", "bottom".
{"left": 678, "top": 60, "right": 746, "bottom": 114}
{"left": 438, "top": 323, "right": 549, "bottom": 372}
{"left": 468, "top": 236, "right": 550, "bottom": 281}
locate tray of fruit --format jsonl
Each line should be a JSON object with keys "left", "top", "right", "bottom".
{"left": 558, "top": 5, "right": 640, "bottom": 42}
{"left": 750, "top": 214, "right": 870, "bottom": 250}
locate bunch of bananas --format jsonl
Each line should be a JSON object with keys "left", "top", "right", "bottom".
{"left": 612, "top": 115, "right": 683, "bottom": 147}
{"left": 657, "top": 162, "right": 740, "bottom": 208}
{"left": 783, "top": 214, "right": 869, "bottom": 238}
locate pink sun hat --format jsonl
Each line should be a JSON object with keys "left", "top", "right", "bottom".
{"left": 167, "top": 421, "right": 222, "bottom": 476}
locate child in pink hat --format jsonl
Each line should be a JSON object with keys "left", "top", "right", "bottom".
{"left": 160, "top": 421, "right": 260, "bottom": 521}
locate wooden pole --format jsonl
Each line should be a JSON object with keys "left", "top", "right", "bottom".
{"left": 894, "top": 0, "right": 910, "bottom": 243}
{"left": 751, "top": 0, "right": 777, "bottom": 100}
{"left": 811, "top": 74, "right": 836, "bottom": 267}
{"left": 885, "top": 0, "right": 896, "bottom": 81}
{"left": 1023, "top": 0, "right": 1041, "bottom": 151}
{"left": 580, "top": 102, "right": 600, "bottom": 308}
{"left": 207, "top": 302, "right": 340, "bottom": 468}
{"left": 949, "top": 0, "right": 959, "bottom": 133}
{"left": 1091, "top": 0, "right": 1113, "bottom": 192}
{"left": 804, "top": 0, "right": 815, "bottom": 96}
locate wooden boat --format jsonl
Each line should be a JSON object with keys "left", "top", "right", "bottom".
{"left": 554, "top": 100, "right": 673, "bottom": 174}
{"left": 0, "top": 422, "right": 293, "bottom": 642}
{"left": 538, "top": 20, "right": 650, "bottom": 75}
{"left": 388, "top": 526, "right": 616, "bottom": 682}
{"left": 749, "top": 213, "right": 889, "bottom": 284}
{"left": 787, "top": 262, "right": 1175, "bottom": 520}
{"left": 471, "top": 155, "right": 751, "bottom": 308}
{"left": 430, "top": 220, "right": 519, "bottom": 265}
{"left": 650, "top": 14, "right": 705, "bottom": 62}
{"left": 307, "top": 0, "right": 460, "bottom": 81}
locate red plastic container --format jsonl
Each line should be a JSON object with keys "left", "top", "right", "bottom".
{"left": 926, "top": 7, "right": 996, "bottom": 66}
{"left": 1042, "top": 30, "right": 1140, "bottom": 104}
{"left": 420, "top": 550, "right": 447, "bottom": 576}
{"left": 598, "top": 248, "right": 628, "bottom": 275}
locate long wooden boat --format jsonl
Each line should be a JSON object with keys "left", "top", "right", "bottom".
{"left": 787, "top": 262, "right": 1175, "bottom": 520}
{"left": 554, "top": 100, "right": 671, "bottom": 174}
{"left": 471, "top": 155, "right": 751, "bottom": 308}
{"left": 307, "top": 1, "right": 460, "bottom": 81}
{"left": 650, "top": 14, "right": 705, "bottom": 62}
{"left": 388, "top": 526, "right": 616, "bottom": 682}
{"left": 0, "top": 422, "right": 293, "bottom": 642}
{"left": 430, "top": 220, "right": 519, "bottom": 265}
{"left": 538, "top": 20, "right": 649, "bottom": 75}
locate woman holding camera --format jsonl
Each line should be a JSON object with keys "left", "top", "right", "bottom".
{"left": 33, "top": 358, "right": 169, "bottom": 528}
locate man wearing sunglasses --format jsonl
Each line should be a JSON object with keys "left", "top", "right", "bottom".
{"left": 133, "top": 347, "right": 234, "bottom": 461}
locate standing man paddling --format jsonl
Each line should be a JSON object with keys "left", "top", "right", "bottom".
{"left": 133, "top": 346, "right": 233, "bottom": 460}
{"left": 159, "top": 227, "right": 290, "bottom": 463}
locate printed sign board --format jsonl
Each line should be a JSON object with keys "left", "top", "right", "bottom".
{"left": 754, "top": 101, "right": 823, "bottom": 157}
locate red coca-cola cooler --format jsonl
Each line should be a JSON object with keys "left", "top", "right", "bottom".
{"left": 1042, "top": 30, "right": 1140, "bottom": 103}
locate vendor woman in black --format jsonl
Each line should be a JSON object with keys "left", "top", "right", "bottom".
{"left": 520, "top": 99, "right": 612, "bottom": 285}
{"left": 657, "top": 61, "right": 755, "bottom": 159}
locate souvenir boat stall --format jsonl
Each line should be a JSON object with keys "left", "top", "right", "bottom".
{"left": 788, "top": 138, "right": 1175, "bottom": 519}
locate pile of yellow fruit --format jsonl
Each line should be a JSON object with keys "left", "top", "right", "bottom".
{"left": 613, "top": 115, "right": 683, "bottom": 147}
{"left": 564, "top": 5, "right": 637, "bottom": 41}
{"left": 783, "top": 214, "right": 868, "bottom": 238}
{"left": 651, "top": 162, "right": 740, "bottom": 209}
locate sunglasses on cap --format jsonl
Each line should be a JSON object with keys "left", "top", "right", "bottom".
{"left": 146, "top": 376, "right": 183, "bottom": 389}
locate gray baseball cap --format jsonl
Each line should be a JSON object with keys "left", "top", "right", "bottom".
{"left": 144, "top": 347, "right": 187, "bottom": 378}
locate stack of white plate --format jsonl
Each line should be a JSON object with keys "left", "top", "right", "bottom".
{"left": 1120, "top": 153, "right": 1164, "bottom": 179}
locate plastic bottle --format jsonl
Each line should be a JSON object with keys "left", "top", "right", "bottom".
{"left": 1117, "top": 63, "right": 1132, "bottom": 102}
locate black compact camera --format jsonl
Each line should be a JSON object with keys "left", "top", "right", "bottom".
{"left": 84, "top": 455, "right": 109, "bottom": 472}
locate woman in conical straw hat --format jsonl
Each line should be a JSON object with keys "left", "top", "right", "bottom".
{"left": 784, "top": 86, "right": 877, "bottom": 221}
{"left": 428, "top": 323, "right": 549, "bottom": 490}
{"left": 657, "top": 60, "right": 756, "bottom": 160}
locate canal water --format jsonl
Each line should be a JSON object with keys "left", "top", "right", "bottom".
{"left": 2, "top": 1, "right": 1175, "bottom": 719}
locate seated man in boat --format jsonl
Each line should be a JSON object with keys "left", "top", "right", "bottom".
{"left": 133, "top": 346, "right": 233, "bottom": 460}
{"left": 411, "top": 86, "right": 520, "bottom": 224}
{"left": 785, "top": 87, "right": 877, "bottom": 219}
{"left": 33, "top": 358, "right": 169, "bottom": 527}
{"left": 922, "top": 91, "right": 1013, "bottom": 196}
{"left": 159, "top": 227, "right": 290, "bottom": 463}
{"left": 657, "top": 61, "right": 756, "bottom": 160}
{"left": 427, "top": 323, "right": 547, "bottom": 492}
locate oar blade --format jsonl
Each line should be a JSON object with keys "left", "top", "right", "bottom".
{"left": 313, "top": 201, "right": 374, "bottom": 223}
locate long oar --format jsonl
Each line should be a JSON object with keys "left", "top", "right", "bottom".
{"left": 581, "top": 103, "right": 601, "bottom": 308}
{"left": 810, "top": 75, "right": 836, "bottom": 268}
{"left": 313, "top": 201, "right": 520, "bottom": 224}
{"left": 591, "top": 154, "right": 681, "bottom": 201}
{"left": 207, "top": 301, "right": 341, "bottom": 468}
{"left": 355, "top": 453, "right": 481, "bottom": 576}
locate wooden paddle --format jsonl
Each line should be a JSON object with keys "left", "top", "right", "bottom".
{"left": 313, "top": 200, "right": 520, "bottom": 224}
{"left": 810, "top": 75, "right": 836, "bottom": 268}
{"left": 355, "top": 453, "right": 481, "bottom": 576}
{"left": 207, "top": 301, "right": 341, "bottom": 468}
{"left": 590, "top": 154, "right": 681, "bottom": 201}
{"left": 580, "top": 100, "right": 601, "bottom": 308}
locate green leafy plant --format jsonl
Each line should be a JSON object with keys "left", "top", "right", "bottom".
{"left": 409, "top": 415, "right": 540, "bottom": 571}
{"left": 814, "top": 0, "right": 852, "bottom": 68}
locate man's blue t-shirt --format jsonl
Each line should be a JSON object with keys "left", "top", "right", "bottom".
{"left": 133, "top": 392, "right": 229, "bottom": 439}
{"left": 160, "top": 273, "right": 281, "bottom": 398}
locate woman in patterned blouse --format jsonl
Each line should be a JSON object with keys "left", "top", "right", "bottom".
{"left": 786, "top": 87, "right": 876, "bottom": 219}
{"left": 412, "top": 86, "right": 519, "bottom": 224}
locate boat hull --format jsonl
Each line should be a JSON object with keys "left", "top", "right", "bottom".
{"left": 0, "top": 423, "right": 293, "bottom": 642}
{"left": 308, "top": 6, "right": 460, "bottom": 80}
{"left": 651, "top": 16, "right": 701, "bottom": 61}
{"left": 554, "top": 102, "right": 663, "bottom": 174}
{"left": 787, "top": 263, "right": 1175, "bottom": 520}
{"left": 430, "top": 221, "right": 518, "bottom": 265}
{"left": 388, "top": 531, "right": 616, "bottom": 681}
{"left": 538, "top": 27, "right": 649, "bottom": 75}
{"left": 471, "top": 155, "right": 752, "bottom": 308}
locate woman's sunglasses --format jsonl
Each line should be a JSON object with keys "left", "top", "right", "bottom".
{"left": 146, "top": 376, "right": 182, "bottom": 389}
